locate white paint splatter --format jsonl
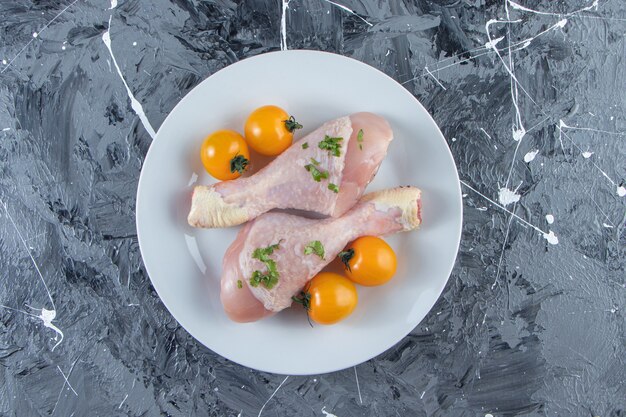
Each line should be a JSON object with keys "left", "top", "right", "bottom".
{"left": 543, "top": 230, "right": 559, "bottom": 245}
{"left": 33, "top": 32, "right": 39, "bottom": 38}
{"left": 523, "top": 149, "right": 538, "bottom": 162}
{"left": 2, "top": 127, "right": 10, "bottom": 131}
{"left": 38, "top": 308, "right": 64, "bottom": 351}
{"left": 545, "top": 214, "right": 554, "bottom": 224}
{"left": 321, "top": 407, "right": 339, "bottom": 417}
{"left": 484, "top": 36, "right": 504, "bottom": 49}
{"left": 102, "top": 17, "right": 157, "bottom": 139}
{"left": 61, "top": 45, "right": 66, "bottom": 50}
{"left": 507, "top": 0, "right": 598, "bottom": 17}
{"left": 132, "top": 41, "right": 137, "bottom": 46}
{"left": 280, "top": 0, "right": 289, "bottom": 51}
{"left": 618, "top": 186, "right": 626, "bottom": 197}
{"left": 581, "top": 151, "right": 594, "bottom": 158}
{"left": 485, "top": 414, "right": 494, "bottom": 417}
{"left": 110, "top": 0, "right": 118, "bottom": 9}
{"left": 461, "top": 181, "right": 558, "bottom": 245}
{"left": 2, "top": 59, "right": 6, "bottom": 65}
{"left": 603, "top": 223, "right": 613, "bottom": 228}
{"left": 498, "top": 187, "right": 521, "bottom": 206}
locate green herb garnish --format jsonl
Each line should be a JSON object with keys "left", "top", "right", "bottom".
{"left": 249, "top": 242, "right": 281, "bottom": 289}
{"left": 304, "top": 162, "right": 328, "bottom": 182}
{"left": 237, "top": 280, "right": 243, "bottom": 289}
{"left": 284, "top": 116, "right": 303, "bottom": 133}
{"left": 328, "top": 183, "right": 339, "bottom": 193}
{"left": 301, "top": 142, "right": 309, "bottom": 149}
{"left": 318, "top": 135, "right": 343, "bottom": 157}
{"left": 230, "top": 154, "right": 249, "bottom": 174}
{"left": 304, "top": 240, "right": 325, "bottom": 259}
{"left": 357, "top": 129, "right": 364, "bottom": 150}
{"left": 338, "top": 248, "right": 354, "bottom": 271}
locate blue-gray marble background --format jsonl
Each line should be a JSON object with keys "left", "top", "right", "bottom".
{"left": 0, "top": 0, "right": 624, "bottom": 416}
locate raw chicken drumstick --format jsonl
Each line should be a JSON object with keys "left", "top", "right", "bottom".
{"left": 220, "top": 186, "right": 422, "bottom": 322}
{"left": 188, "top": 112, "right": 393, "bottom": 228}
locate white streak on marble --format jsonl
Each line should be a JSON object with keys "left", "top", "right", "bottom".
{"left": 498, "top": 187, "right": 521, "bottom": 206}
{"left": 257, "top": 376, "right": 289, "bottom": 417}
{"left": 2, "top": 127, "right": 10, "bottom": 131}
{"left": 322, "top": 0, "right": 373, "bottom": 26}
{"left": 492, "top": 209, "right": 515, "bottom": 289}
{"left": 110, "top": 0, "right": 118, "bottom": 9}
{"left": 602, "top": 223, "right": 613, "bottom": 228}
{"left": 424, "top": 66, "right": 446, "bottom": 90}
{"left": 479, "top": 128, "right": 491, "bottom": 139}
{"left": 0, "top": 0, "right": 80, "bottom": 74}
{"left": 354, "top": 366, "right": 363, "bottom": 404}
{"left": 102, "top": 16, "right": 157, "bottom": 139}
{"left": 57, "top": 365, "right": 78, "bottom": 396}
{"left": 51, "top": 356, "right": 81, "bottom": 415}
{"left": 524, "top": 150, "right": 539, "bottom": 162}
{"left": 461, "top": 181, "right": 558, "bottom": 244}
{"left": 559, "top": 119, "right": 624, "bottom": 136}
{"left": 321, "top": 406, "right": 339, "bottom": 417}
{"left": 280, "top": 0, "right": 290, "bottom": 51}
{"left": 1, "top": 200, "right": 59, "bottom": 311}
{"left": 119, "top": 394, "right": 128, "bottom": 408}
{"left": 556, "top": 123, "right": 620, "bottom": 190}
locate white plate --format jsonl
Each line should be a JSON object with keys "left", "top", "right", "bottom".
{"left": 136, "top": 50, "right": 462, "bottom": 375}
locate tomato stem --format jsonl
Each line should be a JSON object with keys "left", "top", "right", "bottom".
{"left": 230, "top": 154, "right": 249, "bottom": 174}
{"left": 284, "top": 116, "right": 303, "bottom": 133}
{"left": 337, "top": 249, "right": 354, "bottom": 272}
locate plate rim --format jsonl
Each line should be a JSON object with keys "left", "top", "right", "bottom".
{"left": 136, "top": 49, "right": 463, "bottom": 375}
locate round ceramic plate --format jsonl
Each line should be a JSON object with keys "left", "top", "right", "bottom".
{"left": 136, "top": 50, "right": 462, "bottom": 375}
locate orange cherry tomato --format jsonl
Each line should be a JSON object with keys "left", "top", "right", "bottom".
{"left": 341, "top": 236, "right": 397, "bottom": 286}
{"left": 296, "top": 272, "right": 358, "bottom": 325}
{"left": 244, "top": 105, "right": 302, "bottom": 156}
{"left": 200, "top": 129, "right": 250, "bottom": 180}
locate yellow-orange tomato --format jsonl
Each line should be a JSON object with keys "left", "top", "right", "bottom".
{"left": 244, "top": 105, "right": 301, "bottom": 156}
{"left": 341, "top": 236, "right": 397, "bottom": 286}
{"left": 200, "top": 130, "right": 250, "bottom": 180}
{"left": 303, "top": 272, "right": 358, "bottom": 325}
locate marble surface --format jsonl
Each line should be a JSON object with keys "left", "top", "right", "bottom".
{"left": 0, "top": 0, "right": 625, "bottom": 416}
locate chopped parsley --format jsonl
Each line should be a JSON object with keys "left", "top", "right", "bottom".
{"left": 301, "top": 142, "right": 309, "bottom": 149}
{"left": 230, "top": 154, "right": 249, "bottom": 174}
{"left": 357, "top": 129, "right": 364, "bottom": 150}
{"left": 318, "top": 135, "right": 343, "bottom": 157}
{"left": 338, "top": 248, "right": 355, "bottom": 271}
{"left": 328, "top": 183, "right": 339, "bottom": 193}
{"left": 304, "top": 160, "right": 329, "bottom": 182}
{"left": 284, "top": 116, "right": 303, "bottom": 133}
{"left": 304, "top": 240, "right": 325, "bottom": 259}
{"left": 249, "top": 242, "right": 281, "bottom": 289}
{"left": 237, "top": 280, "right": 243, "bottom": 289}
